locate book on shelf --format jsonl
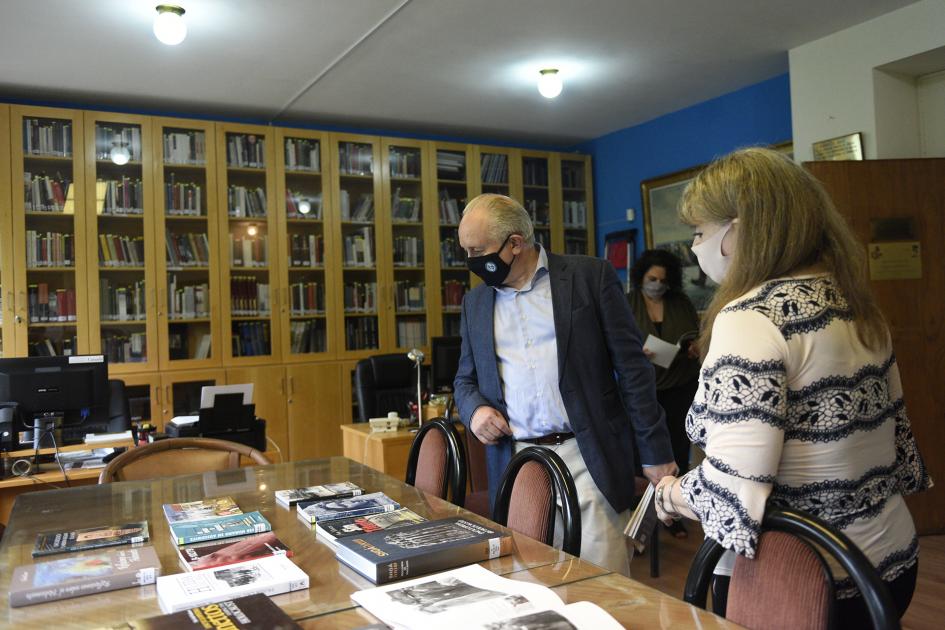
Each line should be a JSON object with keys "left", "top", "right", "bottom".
{"left": 156, "top": 554, "right": 309, "bottom": 614}
{"left": 170, "top": 511, "right": 271, "bottom": 546}
{"left": 334, "top": 516, "right": 513, "bottom": 584}
{"left": 351, "top": 563, "right": 622, "bottom": 629}
{"left": 623, "top": 482, "right": 659, "bottom": 553}
{"left": 177, "top": 531, "right": 291, "bottom": 572}
{"left": 194, "top": 334, "right": 212, "bottom": 360}
{"left": 297, "top": 491, "right": 399, "bottom": 525}
{"left": 99, "top": 593, "right": 301, "bottom": 629}
{"left": 10, "top": 546, "right": 161, "bottom": 608}
{"left": 274, "top": 481, "right": 363, "bottom": 508}
{"left": 33, "top": 521, "right": 150, "bottom": 558}
{"left": 162, "top": 497, "right": 243, "bottom": 523}
{"left": 316, "top": 507, "right": 426, "bottom": 545}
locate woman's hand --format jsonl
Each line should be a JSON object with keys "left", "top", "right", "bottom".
{"left": 654, "top": 476, "right": 680, "bottom": 526}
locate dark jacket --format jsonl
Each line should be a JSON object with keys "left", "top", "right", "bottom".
{"left": 454, "top": 252, "right": 673, "bottom": 513}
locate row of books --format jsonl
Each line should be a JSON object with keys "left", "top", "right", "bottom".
{"left": 99, "top": 233, "right": 145, "bottom": 267}
{"left": 344, "top": 281, "right": 377, "bottom": 313}
{"left": 388, "top": 147, "right": 422, "bottom": 178}
{"left": 339, "top": 189, "right": 374, "bottom": 221}
{"left": 561, "top": 162, "right": 587, "bottom": 188}
{"left": 480, "top": 153, "right": 509, "bottom": 184}
{"left": 285, "top": 190, "right": 323, "bottom": 219}
{"left": 393, "top": 235, "right": 423, "bottom": 266}
{"left": 397, "top": 319, "right": 427, "bottom": 349}
{"left": 227, "top": 133, "right": 265, "bottom": 168}
{"left": 95, "top": 125, "right": 142, "bottom": 162}
{"left": 343, "top": 227, "right": 374, "bottom": 266}
{"left": 563, "top": 200, "right": 588, "bottom": 228}
{"left": 289, "top": 320, "right": 327, "bottom": 354}
{"left": 102, "top": 331, "right": 147, "bottom": 363}
{"left": 394, "top": 280, "right": 425, "bottom": 311}
{"left": 23, "top": 118, "right": 72, "bottom": 157}
{"left": 525, "top": 198, "right": 551, "bottom": 226}
{"left": 442, "top": 279, "right": 468, "bottom": 308}
{"left": 28, "top": 336, "right": 76, "bottom": 357}
{"left": 98, "top": 177, "right": 144, "bottom": 214}
{"left": 170, "top": 332, "right": 211, "bottom": 361}
{"left": 523, "top": 158, "right": 549, "bottom": 187}
{"left": 24, "top": 172, "right": 72, "bottom": 212}
{"left": 228, "top": 185, "right": 267, "bottom": 218}
{"left": 100, "top": 279, "right": 146, "bottom": 321}
{"left": 437, "top": 150, "right": 465, "bottom": 180}
{"left": 391, "top": 187, "right": 421, "bottom": 222}
{"left": 438, "top": 189, "right": 464, "bottom": 224}
{"left": 166, "top": 230, "right": 210, "bottom": 267}
{"left": 165, "top": 174, "right": 204, "bottom": 215}
{"left": 232, "top": 321, "right": 271, "bottom": 357}
{"left": 338, "top": 142, "right": 373, "bottom": 176}
{"left": 28, "top": 284, "right": 78, "bottom": 322}
{"left": 163, "top": 129, "right": 206, "bottom": 165}
{"left": 346, "top": 317, "right": 379, "bottom": 349}
{"left": 26, "top": 230, "right": 74, "bottom": 267}
{"left": 285, "top": 138, "right": 320, "bottom": 172}
{"left": 288, "top": 232, "right": 324, "bottom": 267}
{"left": 231, "top": 234, "right": 269, "bottom": 267}
{"left": 230, "top": 276, "right": 270, "bottom": 316}
{"left": 289, "top": 281, "right": 325, "bottom": 315}
{"left": 167, "top": 278, "right": 209, "bottom": 319}
{"left": 440, "top": 237, "right": 465, "bottom": 267}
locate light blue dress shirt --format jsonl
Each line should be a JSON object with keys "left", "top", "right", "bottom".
{"left": 493, "top": 246, "right": 571, "bottom": 439}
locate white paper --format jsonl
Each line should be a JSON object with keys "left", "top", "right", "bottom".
{"left": 83, "top": 430, "right": 133, "bottom": 443}
{"left": 643, "top": 334, "right": 680, "bottom": 369}
{"left": 170, "top": 415, "right": 200, "bottom": 426}
{"left": 200, "top": 384, "right": 253, "bottom": 409}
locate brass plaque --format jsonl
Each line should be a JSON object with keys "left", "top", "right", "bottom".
{"left": 812, "top": 132, "right": 864, "bottom": 161}
{"left": 868, "top": 241, "right": 922, "bottom": 280}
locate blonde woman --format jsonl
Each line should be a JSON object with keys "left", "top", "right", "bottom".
{"left": 652, "top": 148, "right": 930, "bottom": 625}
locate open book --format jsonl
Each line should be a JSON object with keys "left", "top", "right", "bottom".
{"left": 351, "top": 564, "right": 622, "bottom": 629}
{"left": 623, "top": 482, "right": 659, "bottom": 553}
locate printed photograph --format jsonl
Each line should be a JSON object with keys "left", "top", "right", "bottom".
{"left": 214, "top": 565, "right": 262, "bottom": 588}
{"left": 484, "top": 609, "right": 577, "bottom": 630}
{"left": 386, "top": 576, "right": 506, "bottom": 614}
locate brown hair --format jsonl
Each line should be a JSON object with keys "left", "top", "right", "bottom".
{"left": 679, "top": 147, "right": 886, "bottom": 353}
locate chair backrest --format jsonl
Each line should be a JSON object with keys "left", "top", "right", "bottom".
{"left": 491, "top": 446, "right": 581, "bottom": 556}
{"left": 405, "top": 418, "right": 467, "bottom": 506}
{"left": 354, "top": 354, "right": 415, "bottom": 423}
{"left": 684, "top": 507, "right": 900, "bottom": 630}
{"left": 98, "top": 437, "right": 270, "bottom": 483}
{"left": 107, "top": 379, "right": 132, "bottom": 433}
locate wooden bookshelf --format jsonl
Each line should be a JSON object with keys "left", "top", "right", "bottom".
{"left": 0, "top": 105, "right": 12, "bottom": 357}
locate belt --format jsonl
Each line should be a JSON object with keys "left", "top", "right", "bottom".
{"left": 518, "top": 431, "right": 575, "bottom": 446}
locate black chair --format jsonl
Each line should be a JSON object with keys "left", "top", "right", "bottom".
{"left": 684, "top": 507, "right": 900, "bottom": 630}
{"left": 353, "top": 354, "right": 416, "bottom": 424}
{"left": 107, "top": 379, "right": 132, "bottom": 433}
{"left": 492, "top": 446, "right": 581, "bottom": 557}
{"left": 405, "top": 417, "right": 467, "bottom": 507}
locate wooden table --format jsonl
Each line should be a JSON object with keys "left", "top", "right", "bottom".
{"left": 341, "top": 422, "right": 466, "bottom": 482}
{"left": 0, "top": 457, "right": 737, "bottom": 629}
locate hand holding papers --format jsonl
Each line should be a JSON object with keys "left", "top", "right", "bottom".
{"left": 643, "top": 334, "right": 680, "bottom": 369}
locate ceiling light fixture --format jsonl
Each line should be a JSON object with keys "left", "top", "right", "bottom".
{"left": 109, "top": 142, "right": 131, "bottom": 165}
{"left": 247, "top": 225, "right": 258, "bottom": 237}
{"left": 153, "top": 4, "right": 187, "bottom": 46}
{"left": 298, "top": 199, "right": 312, "bottom": 215}
{"left": 537, "top": 68, "right": 562, "bottom": 99}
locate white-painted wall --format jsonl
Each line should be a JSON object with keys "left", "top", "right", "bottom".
{"left": 789, "top": 0, "right": 945, "bottom": 162}
{"left": 918, "top": 70, "right": 945, "bottom": 156}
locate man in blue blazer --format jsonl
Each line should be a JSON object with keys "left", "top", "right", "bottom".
{"left": 454, "top": 194, "right": 675, "bottom": 574}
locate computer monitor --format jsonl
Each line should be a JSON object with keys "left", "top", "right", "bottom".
{"left": 431, "top": 336, "right": 462, "bottom": 392}
{"left": 0, "top": 355, "right": 110, "bottom": 450}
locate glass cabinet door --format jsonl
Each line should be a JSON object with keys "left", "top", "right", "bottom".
{"left": 432, "top": 143, "right": 472, "bottom": 337}
{"left": 560, "top": 157, "right": 593, "bottom": 255}
{"left": 521, "top": 151, "right": 552, "bottom": 251}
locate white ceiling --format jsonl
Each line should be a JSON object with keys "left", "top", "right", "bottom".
{"left": 0, "top": 0, "right": 920, "bottom": 146}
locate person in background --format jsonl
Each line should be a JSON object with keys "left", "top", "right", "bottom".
{"left": 652, "top": 147, "right": 930, "bottom": 625}
{"left": 453, "top": 193, "right": 675, "bottom": 576}
{"left": 627, "top": 249, "right": 701, "bottom": 538}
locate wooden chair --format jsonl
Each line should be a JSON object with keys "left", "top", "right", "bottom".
{"left": 98, "top": 437, "right": 270, "bottom": 483}
{"left": 404, "top": 417, "right": 467, "bottom": 506}
{"left": 491, "top": 446, "right": 581, "bottom": 556}
{"left": 684, "top": 507, "right": 900, "bottom": 630}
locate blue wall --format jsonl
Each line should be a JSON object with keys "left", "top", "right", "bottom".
{"left": 576, "top": 73, "right": 792, "bottom": 261}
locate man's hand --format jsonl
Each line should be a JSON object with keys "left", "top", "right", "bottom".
{"left": 642, "top": 462, "right": 678, "bottom": 486}
{"left": 471, "top": 406, "right": 513, "bottom": 445}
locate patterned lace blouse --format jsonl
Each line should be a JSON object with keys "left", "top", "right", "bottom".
{"left": 681, "top": 274, "right": 931, "bottom": 597}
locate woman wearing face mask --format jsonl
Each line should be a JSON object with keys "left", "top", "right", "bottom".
{"left": 627, "top": 249, "right": 700, "bottom": 538}
{"left": 650, "top": 147, "right": 930, "bottom": 625}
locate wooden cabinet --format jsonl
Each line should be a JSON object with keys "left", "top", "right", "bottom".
{"left": 557, "top": 154, "right": 594, "bottom": 256}
{"left": 286, "top": 362, "right": 344, "bottom": 461}
{"left": 226, "top": 364, "right": 289, "bottom": 460}
{"left": 0, "top": 105, "right": 12, "bottom": 357}
{"left": 157, "top": 368, "right": 225, "bottom": 427}
{"left": 117, "top": 372, "right": 162, "bottom": 430}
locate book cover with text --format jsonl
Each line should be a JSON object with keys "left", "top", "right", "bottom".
{"left": 33, "top": 521, "right": 150, "bottom": 557}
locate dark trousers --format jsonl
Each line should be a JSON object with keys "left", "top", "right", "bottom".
{"left": 656, "top": 380, "right": 699, "bottom": 472}
{"left": 711, "top": 560, "right": 918, "bottom": 627}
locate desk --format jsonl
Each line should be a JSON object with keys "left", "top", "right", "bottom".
{"left": 341, "top": 422, "right": 466, "bottom": 482}
{"left": 0, "top": 458, "right": 736, "bottom": 629}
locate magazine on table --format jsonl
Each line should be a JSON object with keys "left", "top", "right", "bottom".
{"left": 351, "top": 564, "right": 622, "bottom": 629}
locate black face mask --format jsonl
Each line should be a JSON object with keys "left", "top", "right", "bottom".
{"left": 467, "top": 234, "right": 515, "bottom": 287}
